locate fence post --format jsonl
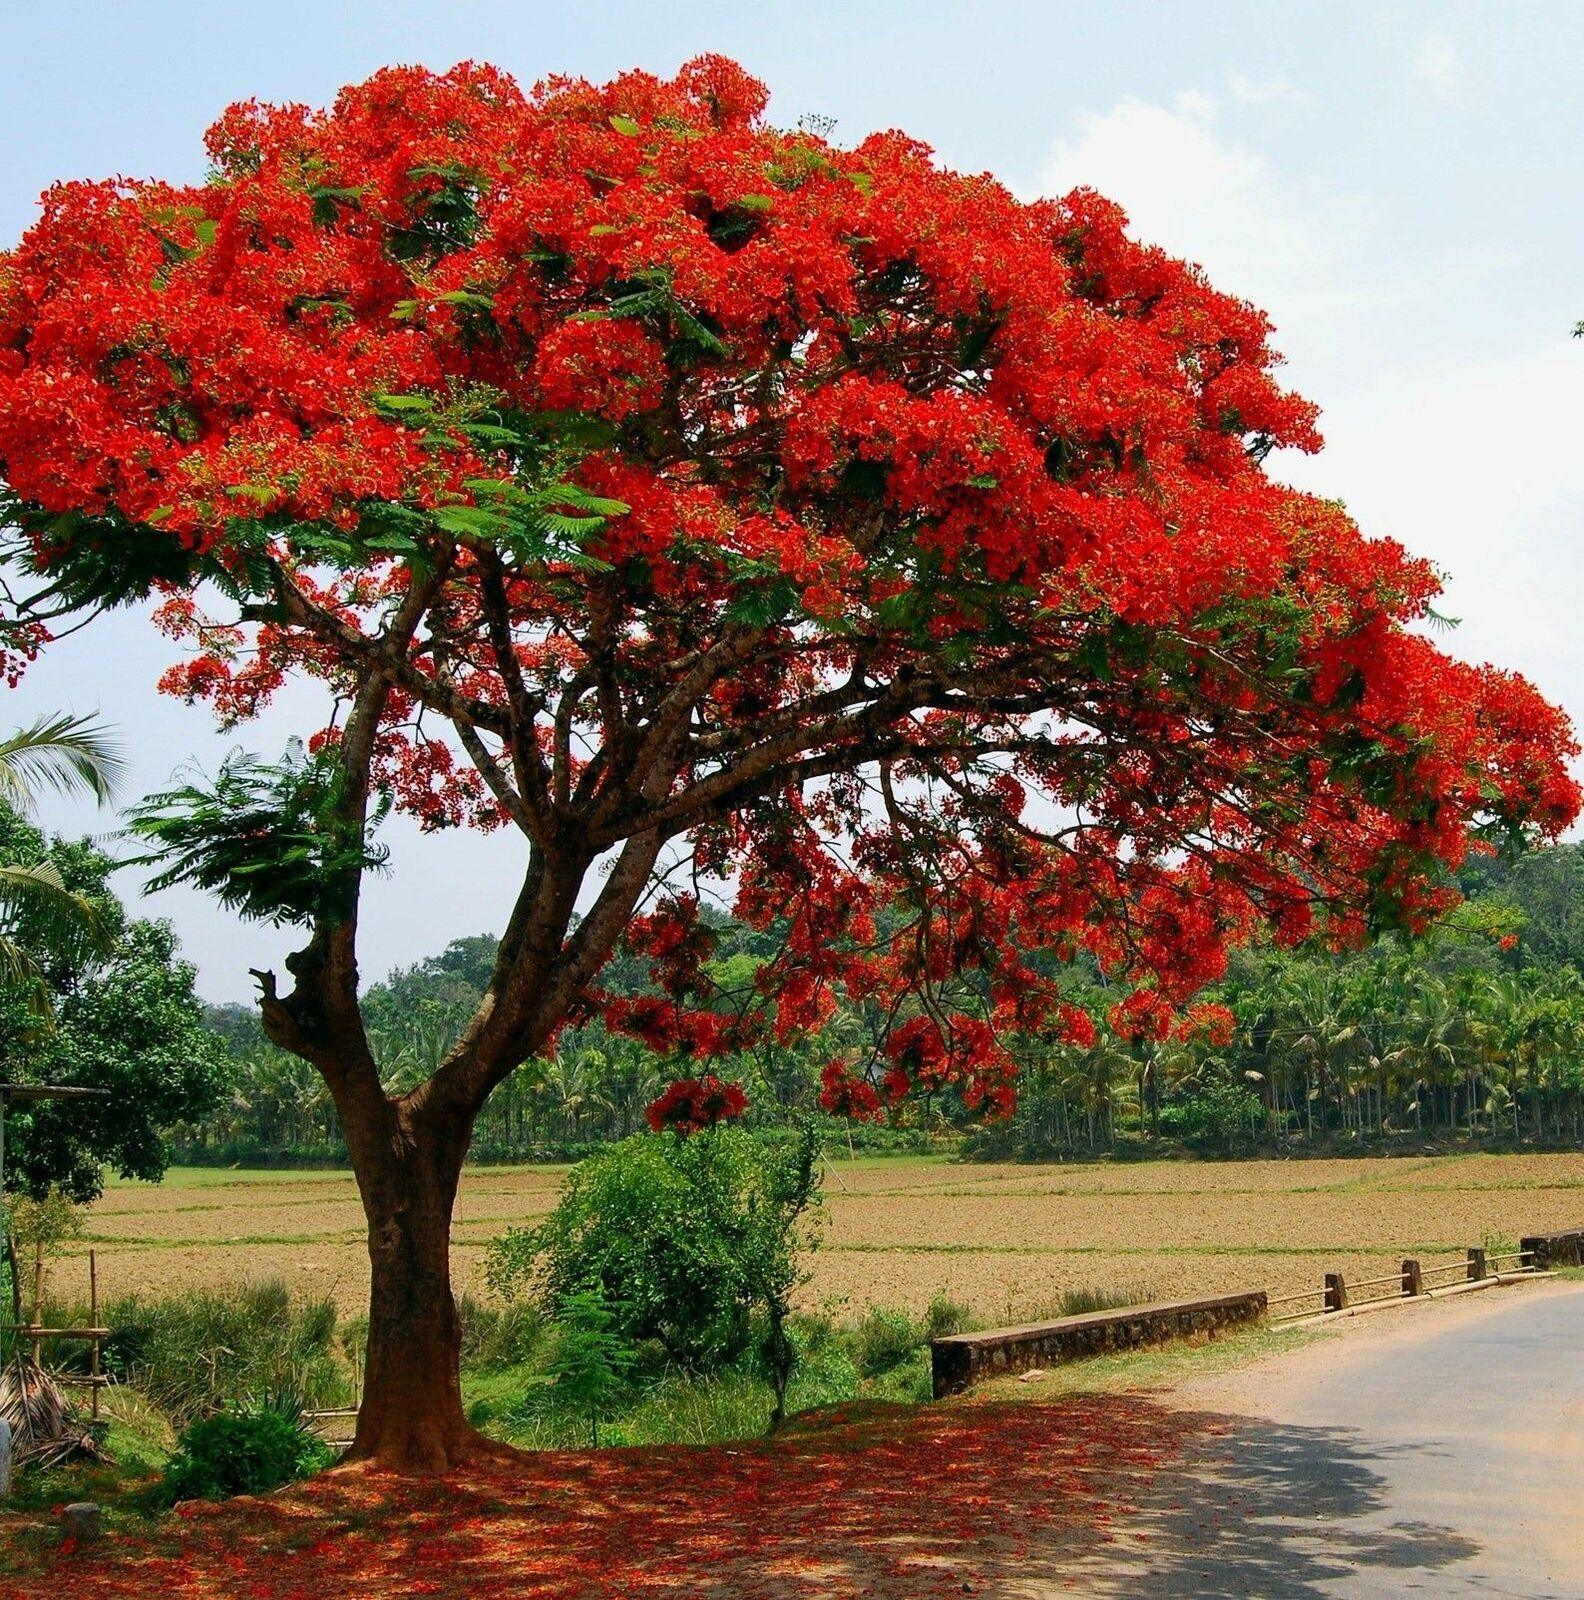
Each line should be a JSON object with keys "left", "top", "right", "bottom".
{"left": 1401, "top": 1258, "right": 1423, "bottom": 1297}
{"left": 1467, "top": 1246, "right": 1487, "bottom": 1282}
{"left": 1324, "top": 1271, "right": 1348, "bottom": 1313}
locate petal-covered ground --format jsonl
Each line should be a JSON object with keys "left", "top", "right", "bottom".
{"left": 1, "top": 1398, "right": 1208, "bottom": 1598}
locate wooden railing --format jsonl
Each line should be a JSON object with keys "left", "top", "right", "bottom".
{"left": 1268, "top": 1245, "right": 1541, "bottom": 1326}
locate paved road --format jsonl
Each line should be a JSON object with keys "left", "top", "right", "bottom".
{"left": 1054, "top": 1282, "right": 1584, "bottom": 1599}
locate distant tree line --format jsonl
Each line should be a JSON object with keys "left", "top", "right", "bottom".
{"left": 170, "top": 843, "right": 1584, "bottom": 1166}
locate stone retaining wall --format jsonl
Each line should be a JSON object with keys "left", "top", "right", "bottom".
{"left": 1520, "top": 1228, "right": 1584, "bottom": 1269}
{"left": 930, "top": 1290, "right": 1268, "bottom": 1399}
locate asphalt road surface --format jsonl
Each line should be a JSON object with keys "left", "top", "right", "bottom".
{"left": 1053, "top": 1280, "right": 1584, "bottom": 1599}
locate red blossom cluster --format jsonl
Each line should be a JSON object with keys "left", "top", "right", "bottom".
{"left": 819, "top": 1061, "right": 885, "bottom": 1122}
{"left": 645, "top": 1074, "right": 748, "bottom": 1134}
{"left": 0, "top": 55, "right": 1575, "bottom": 1127}
{"left": 0, "top": 618, "right": 47, "bottom": 686}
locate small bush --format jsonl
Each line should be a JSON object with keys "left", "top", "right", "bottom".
{"left": 778, "top": 1316, "right": 859, "bottom": 1409}
{"left": 924, "top": 1292, "right": 974, "bottom": 1340}
{"left": 546, "top": 1287, "right": 636, "bottom": 1446}
{"left": 1157, "top": 1078, "right": 1264, "bottom": 1155}
{"left": 161, "top": 1400, "right": 332, "bottom": 1504}
{"left": 853, "top": 1307, "right": 923, "bottom": 1377}
{"left": 1056, "top": 1284, "right": 1148, "bottom": 1319}
{"left": 487, "top": 1125, "right": 821, "bottom": 1392}
{"left": 457, "top": 1294, "right": 542, "bottom": 1371}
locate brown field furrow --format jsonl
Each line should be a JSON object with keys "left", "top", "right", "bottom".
{"left": 42, "top": 1152, "right": 1583, "bottom": 1323}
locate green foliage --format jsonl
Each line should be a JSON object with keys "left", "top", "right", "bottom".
{"left": 853, "top": 1306, "right": 922, "bottom": 1378}
{"left": 488, "top": 1126, "right": 823, "bottom": 1384}
{"left": 924, "top": 1292, "right": 974, "bottom": 1340}
{"left": 53, "top": 1279, "right": 350, "bottom": 1425}
{"left": 0, "top": 808, "right": 226, "bottom": 1203}
{"left": 0, "top": 778, "right": 116, "bottom": 1022}
{"left": 456, "top": 1292, "right": 543, "bottom": 1371}
{"left": 1051, "top": 1284, "right": 1153, "bottom": 1319}
{"left": 462, "top": 1306, "right": 887, "bottom": 1451}
{"left": 5, "top": 1188, "right": 82, "bottom": 1261}
{"left": 0, "top": 714, "right": 125, "bottom": 813}
{"left": 545, "top": 1286, "right": 636, "bottom": 1446}
{"left": 160, "top": 1398, "right": 332, "bottom": 1504}
{"left": 127, "top": 744, "right": 391, "bottom": 927}
{"left": 1158, "top": 1078, "right": 1265, "bottom": 1155}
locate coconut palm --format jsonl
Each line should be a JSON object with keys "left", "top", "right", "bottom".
{"left": 0, "top": 714, "right": 124, "bottom": 1019}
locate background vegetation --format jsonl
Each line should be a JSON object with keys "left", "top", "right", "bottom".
{"left": 175, "top": 844, "right": 1584, "bottom": 1166}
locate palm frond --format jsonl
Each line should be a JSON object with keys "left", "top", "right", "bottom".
{"left": 0, "top": 859, "right": 111, "bottom": 952}
{"left": 0, "top": 714, "right": 126, "bottom": 811}
{"left": 0, "top": 859, "right": 112, "bottom": 1023}
{"left": 0, "top": 931, "right": 52, "bottom": 1023}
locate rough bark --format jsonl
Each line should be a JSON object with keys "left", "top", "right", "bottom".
{"left": 339, "top": 1094, "right": 509, "bottom": 1470}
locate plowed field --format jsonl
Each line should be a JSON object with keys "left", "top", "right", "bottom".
{"left": 58, "top": 1151, "right": 1584, "bottom": 1320}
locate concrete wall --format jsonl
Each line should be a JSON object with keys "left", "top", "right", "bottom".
{"left": 930, "top": 1290, "right": 1268, "bottom": 1399}
{"left": 1521, "top": 1229, "right": 1584, "bottom": 1269}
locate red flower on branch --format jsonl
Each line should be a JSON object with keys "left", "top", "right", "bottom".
{"left": 819, "top": 1061, "right": 885, "bottom": 1123}
{"left": 645, "top": 1075, "right": 748, "bottom": 1134}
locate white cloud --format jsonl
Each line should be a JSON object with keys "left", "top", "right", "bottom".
{"left": 1413, "top": 33, "right": 1461, "bottom": 94}
{"left": 1172, "top": 87, "right": 1219, "bottom": 120}
{"left": 1228, "top": 72, "right": 1317, "bottom": 108}
{"left": 1033, "top": 93, "right": 1360, "bottom": 344}
{"left": 1280, "top": 350, "right": 1584, "bottom": 695}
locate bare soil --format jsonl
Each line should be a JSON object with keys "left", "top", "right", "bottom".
{"left": 54, "top": 1150, "right": 1584, "bottom": 1321}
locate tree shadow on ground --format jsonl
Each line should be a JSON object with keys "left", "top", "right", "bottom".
{"left": 1054, "top": 1407, "right": 1480, "bottom": 1598}
{"left": 6, "top": 1395, "right": 1480, "bottom": 1599}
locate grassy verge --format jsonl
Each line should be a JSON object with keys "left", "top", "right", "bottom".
{"left": 965, "top": 1320, "right": 1312, "bottom": 1405}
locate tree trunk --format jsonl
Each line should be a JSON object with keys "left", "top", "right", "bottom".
{"left": 342, "top": 1101, "right": 503, "bottom": 1471}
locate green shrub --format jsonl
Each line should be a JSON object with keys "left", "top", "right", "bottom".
{"left": 457, "top": 1293, "right": 542, "bottom": 1371}
{"left": 787, "top": 1320, "right": 860, "bottom": 1410}
{"left": 161, "top": 1399, "right": 332, "bottom": 1504}
{"left": 853, "top": 1306, "right": 922, "bottom": 1377}
{"left": 1158, "top": 1078, "right": 1264, "bottom": 1155}
{"left": 1056, "top": 1284, "right": 1146, "bottom": 1318}
{"left": 546, "top": 1287, "right": 636, "bottom": 1446}
{"left": 487, "top": 1125, "right": 821, "bottom": 1384}
{"left": 924, "top": 1292, "right": 975, "bottom": 1340}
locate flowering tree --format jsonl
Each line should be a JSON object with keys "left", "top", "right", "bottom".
{"left": 0, "top": 58, "right": 1575, "bottom": 1469}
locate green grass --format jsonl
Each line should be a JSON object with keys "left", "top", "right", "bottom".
{"left": 967, "top": 1320, "right": 1315, "bottom": 1401}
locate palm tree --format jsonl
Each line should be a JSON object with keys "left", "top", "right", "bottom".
{"left": 0, "top": 714, "right": 124, "bottom": 1019}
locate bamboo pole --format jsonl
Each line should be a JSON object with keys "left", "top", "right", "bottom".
{"left": 28, "top": 1242, "right": 43, "bottom": 1371}
{"left": 89, "top": 1250, "right": 99, "bottom": 1423}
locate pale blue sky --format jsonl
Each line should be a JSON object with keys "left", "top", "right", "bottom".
{"left": 5, "top": 2, "right": 1582, "bottom": 1000}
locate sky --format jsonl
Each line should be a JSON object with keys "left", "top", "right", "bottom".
{"left": 3, "top": 1, "right": 1582, "bottom": 1001}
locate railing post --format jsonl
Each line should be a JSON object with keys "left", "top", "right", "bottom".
{"left": 1401, "top": 1258, "right": 1423, "bottom": 1297}
{"left": 1324, "top": 1271, "right": 1348, "bottom": 1313}
{"left": 1467, "top": 1246, "right": 1487, "bottom": 1282}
